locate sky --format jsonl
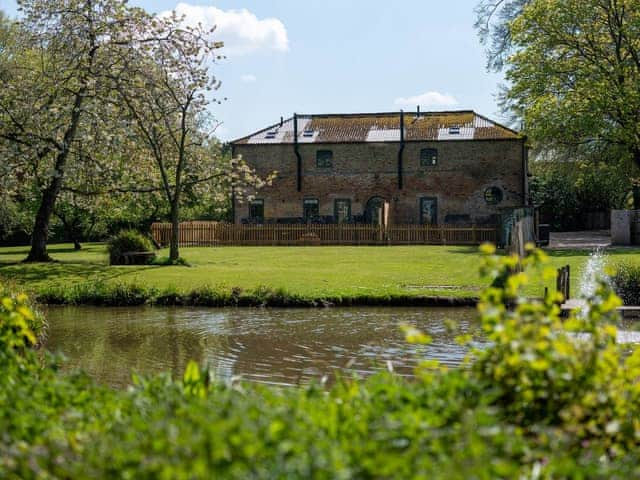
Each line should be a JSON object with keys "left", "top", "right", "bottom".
{"left": 0, "top": 0, "right": 506, "bottom": 142}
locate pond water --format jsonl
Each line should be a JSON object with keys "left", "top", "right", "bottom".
{"left": 44, "top": 306, "right": 480, "bottom": 388}
{"left": 43, "top": 306, "right": 640, "bottom": 389}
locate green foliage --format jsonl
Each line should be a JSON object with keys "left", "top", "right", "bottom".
{"left": 0, "top": 283, "right": 46, "bottom": 342}
{"left": 504, "top": 0, "right": 640, "bottom": 165}
{"left": 474, "top": 244, "right": 632, "bottom": 442}
{"left": 3, "top": 247, "right": 640, "bottom": 477}
{"left": 38, "top": 280, "right": 155, "bottom": 306}
{"left": 475, "top": 0, "right": 530, "bottom": 71}
{"left": 0, "top": 293, "right": 37, "bottom": 353}
{"left": 611, "top": 261, "right": 640, "bottom": 305}
{"left": 107, "top": 229, "right": 155, "bottom": 265}
{"left": 530, "top": 158, "right": 633, "bottom": 230}
{"left": 36, "top": 282, "right": 320, "bottom": 307}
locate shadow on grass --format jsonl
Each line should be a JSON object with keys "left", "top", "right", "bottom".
{"left": 431, "top": 246, "right": 482, "bottom": 255}
{"left": 0, "top": 262, "right": 156, "bottom": 286}
{"left": 0, "top": 243, "right": 106, "bottom": 256}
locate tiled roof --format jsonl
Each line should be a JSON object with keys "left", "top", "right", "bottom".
{"left": 232, "top": 111, "right": 520, "bottom": 145}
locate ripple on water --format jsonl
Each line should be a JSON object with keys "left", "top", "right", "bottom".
{"left": 44, "top": 306, "right": 481, "bottom": 388}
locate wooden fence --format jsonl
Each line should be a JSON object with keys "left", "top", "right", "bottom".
{"left": 151, "top": 222, "right": 498, "bottom": 247}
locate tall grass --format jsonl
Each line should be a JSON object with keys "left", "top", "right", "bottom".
{"left": 35, "top": 281, "right": 478, "bottom": 307}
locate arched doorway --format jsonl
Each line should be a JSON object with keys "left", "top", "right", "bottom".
{"left": 364, "top": 196, "right": 386, "bottom": 225}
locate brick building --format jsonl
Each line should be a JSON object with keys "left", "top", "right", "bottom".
{"left": 230, "top": 110, "right": 529, "bottom": 225}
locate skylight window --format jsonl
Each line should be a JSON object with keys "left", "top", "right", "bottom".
{"left": 265, "top": 130, "right": 277, "bottom": 139}
{"left": 302, "top": 129, "right": 314, "bottom": 137}
{"left": 448, "top": 126, "right": 461, "bottom": 135}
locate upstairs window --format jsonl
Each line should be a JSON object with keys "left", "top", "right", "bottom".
{"left": 248, "top": 199, "right": 264, "bottom": 222}
{"left": 420, "top": 148, "right": 438, "bottom": 167}
{"left": 303, "top": 198, "right": 319, "bottom": 221}
{"left": 316, "top": 150, "right": 333, "bottom": 168}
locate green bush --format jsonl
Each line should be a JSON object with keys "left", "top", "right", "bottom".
{"left": 0, "top": 283, "right": 47, "bottom": 343}
{"left": 107, "top": 229, "right": 155, "bottom": 265}
{"left": 3, "top": 246, "right": 640, "bottom": 477}
{"left": 611, "top": 262, "right": 640, "bottom": 305}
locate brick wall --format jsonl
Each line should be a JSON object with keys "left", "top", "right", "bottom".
{"left": 232, "top": 139, "right": 527, "bottom": 224}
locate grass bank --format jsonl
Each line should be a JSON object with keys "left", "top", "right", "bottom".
{"left": 2, "top": 243, "right": 640, "bottom": 306}
{"left": 35, "top": 281, "right": 477, "bottom": 307}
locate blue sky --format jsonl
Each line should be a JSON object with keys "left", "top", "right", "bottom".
{"left": 1, "top": 0, "right": 505, "bottom": 141}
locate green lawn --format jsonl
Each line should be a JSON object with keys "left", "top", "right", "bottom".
{"left": 1, "top": 243, "right": 639, "bottom": 300}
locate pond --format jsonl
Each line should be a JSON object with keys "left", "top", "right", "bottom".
{"left": 44, "top": 306, "right": 480, "bottom": 388}
{"left": 44, "top": 306, "right": 640, "bottom": 389}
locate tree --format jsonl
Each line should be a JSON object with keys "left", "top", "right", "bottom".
{"left": 108, "top": 14, "right": 219, "bottom": 262}
{"left": 475, "top": 0, "right": 531, "bottom": 71}
{"left": 484, "top": 0, "right": 640, "bottom": 168}
{"left": 0, "top": 0, "right": 155, "bottom": 261}
{"left": 530, "top": 154, "right": 633, "bottom": 230}
{"left": 111, "top": 14, "right": 266, "bottom": 262}
{"left": 0, "top": 11, "right": 22, "bottom": 235}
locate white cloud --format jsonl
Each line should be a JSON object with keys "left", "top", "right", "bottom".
{"left": 166, "top": 3, "right": 289, "bottom": 56}
{"left": 240, "top": 74, "right": 257, "bottom": 83}
{"left": 394, "top": 91, "right": 459, "bottom": 108}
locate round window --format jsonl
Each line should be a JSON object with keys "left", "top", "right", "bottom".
{"left": 484, "top": 187, "right": 503, "bottom": 205}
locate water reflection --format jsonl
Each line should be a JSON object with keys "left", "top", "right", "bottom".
{"left": 44, "top": 307, "right": 480, "bottom": 388}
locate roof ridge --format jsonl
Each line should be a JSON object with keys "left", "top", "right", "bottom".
{"left": 230, "top": 111, "right": 521, "bottom": 145}
{"left": 296, "top": 110, "right": 476, "bottom": 118}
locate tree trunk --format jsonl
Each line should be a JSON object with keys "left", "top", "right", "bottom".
{"left": 169, "top": 202, "right": 180, "bottom": 263}
{"left": 633, "top": 149, "right": 640, "bottom": 209}
{"left": 25, "top": 178, "right": 65, "bottom": 262}
{"left": 24, "top": 87, "right": 87, "bottom": 262}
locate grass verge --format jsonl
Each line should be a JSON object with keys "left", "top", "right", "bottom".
{"left": 2, "top": 243, "right": 640, "bottom": 307}
{"left": 35, "top": 281, "right": 477, "bottom": 307}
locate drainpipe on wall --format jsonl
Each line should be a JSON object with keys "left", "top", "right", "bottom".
{"left": 294, "top": 113, "right": 302, "bottom": 192}
{"left": 398, "top": 110, "right": 405, "bottom": 190}
{"left": 522, "top": 136, "right": 529, "bottom": 205}
{"left": 230, "top": 144, "right": 236, "bottom": 224}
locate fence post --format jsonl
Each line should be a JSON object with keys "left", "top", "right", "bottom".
{"left": 555, "top": 265, "right": 570, "bottom": 302}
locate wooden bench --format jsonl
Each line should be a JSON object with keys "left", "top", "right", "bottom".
{"left": 119, "top": 251, "right": 156, "bottom": 265}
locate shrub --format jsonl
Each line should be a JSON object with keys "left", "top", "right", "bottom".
{"left": 0, "top": 283, "right": 47, "bottom": 343}
{"left": 473, "top": 244, "right": 632, "bottom": 436}
{"left": 107, "top": 229, "right": 155, "bottom": 265}
{"left": 610, "top": 261, "right": 640, "bottom": 305}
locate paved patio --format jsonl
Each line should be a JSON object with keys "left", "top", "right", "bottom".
{"left": 548, "top": 230, "right": 611, "bottom": 249}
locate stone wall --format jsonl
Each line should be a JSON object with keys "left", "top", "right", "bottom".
{"left": 232, "top": 139, "right": 527, "bottom": 224}
{"left": 611, "top": 210, "right": 640, "bottom": 245}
